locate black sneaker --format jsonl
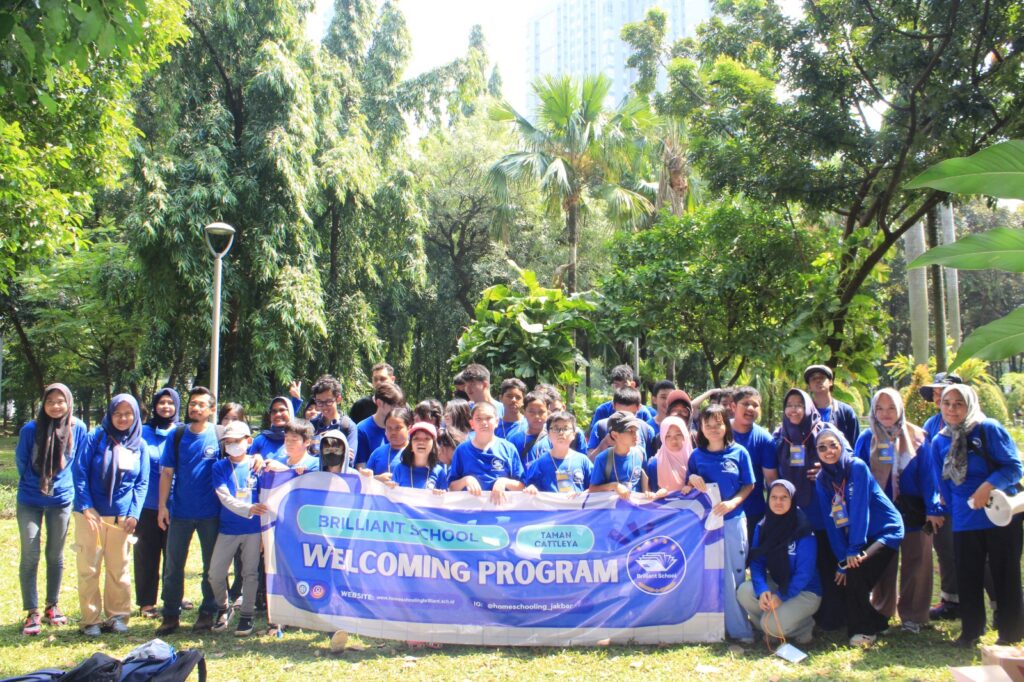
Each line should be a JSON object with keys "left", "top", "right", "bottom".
{"left": 192, "top": 612, "right": 214, "bottom": 632}
{"left": 952, "top": 635, "right": 979, "bottom": 649}
{"left": 235, "top": 616, "right": 254, "bottom": 637}
{"left": 155, "top": 617, "right": 179, "bottom": 636}
{"left": 930, "top": 600, "right": 960, "bottom": 621}
{"left": 211, "top": 609, "right": 230, "bottom": 633}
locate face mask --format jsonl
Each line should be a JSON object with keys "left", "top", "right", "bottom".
{"left": 225, "top": 442, "right": 249, "bottom": 457}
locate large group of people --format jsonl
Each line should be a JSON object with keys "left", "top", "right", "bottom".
{"left": 13, "top": 361, "right": 1024, "bottom": 649}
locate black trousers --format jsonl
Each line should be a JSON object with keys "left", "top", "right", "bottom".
{"left": 813, "top": 529, "right": 847, "bottom": 631}
{"left": 844, "top": 544, "right": 896, "bottom": 637}
{"left": 955, "top": 517, "right": 1024, "bottom": 642}
{"left": 133, "top": 507, "right": 166, "bottom": 607}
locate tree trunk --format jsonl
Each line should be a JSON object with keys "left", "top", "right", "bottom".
{"left": 565, "top": 198, "right": 579, "bottom": 295}
{"left": 903, "top": 222, "right": 930, "bottom": 365}
{"left": 926, "top": 207, "right": 947, "bottom": 371}
{"left": 2, "top": 295, "right": 44, "bottom": 396}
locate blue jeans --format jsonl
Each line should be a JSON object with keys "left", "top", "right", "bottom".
{"left": 723, "top": 514, "right": 754, "bottom": 639}
{"left": 161, "top": 516, "right": 220, "bottom": 618}
{"left": 17, "top": 502, "right": 72, "bottom": 611}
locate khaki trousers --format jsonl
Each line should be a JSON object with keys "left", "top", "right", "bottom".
{"left": 74, "top": 512, "right": 132, "bottom": 626}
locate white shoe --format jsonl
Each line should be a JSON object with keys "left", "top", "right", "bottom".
{"left": 901, "top": 621, "right": 921, "bottom": 634}
{"left": 849, "top": 633, "right": 877, "bottom": 647}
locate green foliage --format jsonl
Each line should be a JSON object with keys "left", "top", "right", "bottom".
{"left": 601, "top": 200, "right": 813, "bottom": 386}
{"left": 489, "top": 74, "right": 656, "bottom": 293}
{"left": 1001, "top": 373, "right": 1024, "bottom": 419}
{"left": 453, "top": 270, "right": 598, "bottom": 387}
{"left": 0, "top": 0, "right": 188, "bottom": 293}
{"left": 977, "top": 382, "right": 1010, "bottom": 425}
{"left": 901, "top": 365, "right": 936, "bottom": 427}
{"left": 906, "top": 140, "right": 1024, "bottom": 372}
{"left": 905, "top": 140, "right": 1024, "bottom": 200}
{"left": 635, "top": 0, "right": 1024, "bottom": 368}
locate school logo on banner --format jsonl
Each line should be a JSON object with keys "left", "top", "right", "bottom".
{"left": 627, "top": 535, "right": 686, "bottom": 595}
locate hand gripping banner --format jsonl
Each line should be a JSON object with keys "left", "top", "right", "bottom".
{"left": 261, "top": 471, "right": 725, "bottom": 646}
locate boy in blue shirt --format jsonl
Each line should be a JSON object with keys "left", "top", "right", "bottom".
{"left": 209, "top": 421, "right": 266, "bottom": 637}
{"left": 590, "top": 412, "right": 651, "bottom": 500}
{"left": 496, "top": 378, "right": 528, "bottom": 441}
{"left": 588, "top": 365, "right": 655, "bottom": 438}
{"left": 461, "top": 364, "right": 505, "bottom": 419}
{"left": 508, "top": 391, "right": 549, "bottom": 464}
{"left": 448, "top": 402, "right": 524, "bottom": 504}
{"left": 265, "top": 420, "right": 319, "bottom": 474}
{"left": 730, "top": 386, "right": 780, "bottom": 538}
{"left": 524, "top": 411, "right": 593, "bottom": 494}
{"left": 355, "top": 382, "right": 405, "bottom": 469}
{"left": 588, "top": 388, "right": 656, "bottom": 460}
{"left": 805, "top": 364, "right": 860, "bottom": 446}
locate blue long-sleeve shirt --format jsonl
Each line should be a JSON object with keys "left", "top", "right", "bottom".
{"left": 933, "top": 419, "right": 1024, "bottom": 532}
{"left": 774, "top": 436, "right": 825, "bottom": 530}
{"left": 140, "top": 424, "right": 173, "bottom": 511}
{"left": 816, "top": 399, "right": 860, "bottom": 446}
{"left": 853, "top": 430, "right": 942, "bottom": 523}
{"left": 815, "top": 458, "right": 904, "bottom": 561}
{"left": 922, "top": 412, "right": 944, "bottom": 441}
{"left": 749, "top": 528, "right": 822, "bottom": 600}
{"left": 16, "top": 418, "right": 89, "bottom": 508}
{"left": 72, "top": 428, "right": 150, "bottom": 519}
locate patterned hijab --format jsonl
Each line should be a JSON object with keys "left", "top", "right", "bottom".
{"left": 868, "top": 387, "right": 926, "bottom": 498}
{"left": 940, "top": 384, "right": 986, "bottom": 486}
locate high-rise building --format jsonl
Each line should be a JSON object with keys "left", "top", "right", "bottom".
{"left": 524, "top": 0, "right": 711, "bottom": 113}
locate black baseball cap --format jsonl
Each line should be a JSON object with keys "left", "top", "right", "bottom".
{"left": 918, "top": 372, "right": 964, "bottom": 402}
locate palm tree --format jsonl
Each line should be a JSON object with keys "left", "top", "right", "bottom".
{"left": 488, "top": 74, "right": 655, "bottom": 294}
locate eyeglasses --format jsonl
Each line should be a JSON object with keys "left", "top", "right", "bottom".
{"left": 816, "top": 442, "right": 840, "bottom": 453}
{"left": 550, "top": 426, "right": 574, "bottom": 435}
{"left": 188, "top": 401, "right": 210, "bottom": 408}
{"left": 314, "top": 398, "right": 336, "bottom": 407}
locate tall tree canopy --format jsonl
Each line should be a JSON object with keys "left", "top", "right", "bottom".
{"left": 625, "top": 0, "right": 1024, "bottom": 376}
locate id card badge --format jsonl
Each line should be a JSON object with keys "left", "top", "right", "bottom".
{"left": 235, "top": 485, "right": 250, "bottom": 499}
{"left": 115, "top": 444, "right": 136, "bottom": 471}
{"left": 556, "top": 470, "right": 572, "bottom": 493}
{"left": 831, "top": 494, "right": 849, "bottom": 528}
{"left": 878, "top": 443, "right": 894, "bottom": 465}
{"left": 790, "top": 445, "right": 805, "bottom": 467}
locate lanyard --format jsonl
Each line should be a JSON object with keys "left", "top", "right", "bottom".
{"left": 612, "top": 452, "right": 635, "bottom": 484}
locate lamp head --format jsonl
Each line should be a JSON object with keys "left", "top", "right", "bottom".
{"left": 203, "top": 222, "right": 236, "bottom": 257}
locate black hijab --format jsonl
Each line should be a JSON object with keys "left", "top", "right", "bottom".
{"left": 747, "top": 479, "right": 812, "bottom": 594}
{"left": 33, "top": 383, "right": 75, "bottom": 496}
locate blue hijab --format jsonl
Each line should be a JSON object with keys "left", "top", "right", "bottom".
{"left": 261, "top": 396, "right": 291, "bottom": 443}
{"left": 147, "top": 387, "right": 181, "bottom": 431}
{"left": 100, "top": 394, "right": 143, "bottom": 505}
{"left": 815, "top": 424, "right": 855, "bottom": 491}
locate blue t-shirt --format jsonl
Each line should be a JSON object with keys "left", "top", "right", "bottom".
{"left": 524, "top": 450, "right": 593, "bottom": 493}
{"left": 140, "top": 424, "right": 173, "bottom": 510}
{"left": 391, "top": 462, "right": 446, "bottom": 489}
{"left": 589, "top": 401, "right": 656, "bottom": 437}
{"left": 590, "top": 448, "right": 645, "bottom": 492}
{"left": 356, "top": 416, "right": 387, "bottom": 468}
{"left": 526, "top": 429, "right": 588, "bottom": 464}
{"left": 495, "top": 417, "right": 526, "bottom": 442}
{"left": 16, "top": 418, "right": 89, "bottom": 508}
{"left": 366, "top": 442, "right": 405, "bottom": 476}
{"left": 733, "top": 423, "right": 777, "bottom": 521}
{"left": 588, "top": 417, "right": 657, "bottom": 460}
{"left": 160, "top": 425, "right": 221, "bottom": 519}
{"left": 249, "top": 432, "right": 286, "bottom": 462}
{"left": 508, "top": 429, "right": 546, "bottom": 466}
{"left": 448, "top": 438, "right": 524, "bottom": 491}
{"left": 282, "top": 452, "right": 319, "bottom": 472}
{"left": 688, "top": 443, "right": 756, "bottom": 520}
{"left": 211, "top": 457, "right": 261, "bottom": 535}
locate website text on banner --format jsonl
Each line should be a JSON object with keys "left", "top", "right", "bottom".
{"left": 260, "top": 472, "right": 725, "bottom": 646}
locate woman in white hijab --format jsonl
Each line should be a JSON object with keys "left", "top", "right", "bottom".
{"left": 933, "top": 384, "right": 1024, "bottom": 648}
{"left": 853, "top": 388, "right": 941, "bottom": 633}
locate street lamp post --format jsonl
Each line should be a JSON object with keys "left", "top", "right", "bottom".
{"left": 204, "top": 222, "right": 235, "bottom": 409}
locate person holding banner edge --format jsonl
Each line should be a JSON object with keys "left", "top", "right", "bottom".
{"left": 447, "top": 402, "right": 525, "bottom": 504}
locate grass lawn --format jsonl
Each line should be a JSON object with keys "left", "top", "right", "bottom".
{"left": 0, "top": 435, "right": 1003, "bottom": 680}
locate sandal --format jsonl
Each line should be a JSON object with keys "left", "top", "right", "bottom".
{"left": 849, "top": 633, "right": 877, "bottom": 648}
{"left": 43, "top": 605, "right": 68, "bottom": 626}
{"left": 140, "top": 606, "right": 160, "bottom": 619}
{"left": 22, "top": 612, "right": 42, "bottom": 636}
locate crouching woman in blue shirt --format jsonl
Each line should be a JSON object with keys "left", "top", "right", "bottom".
{"left": 738, "top": 479, "right": 821, "bottom": 644}
{"left": 71, "top": 394, "right": 150, "bottom": 636}
{"left": 935, "top": 384, "right": 1024, "bottom": 647}
{"left": 815, "top": 425, "right": 904, "bottom": 648}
